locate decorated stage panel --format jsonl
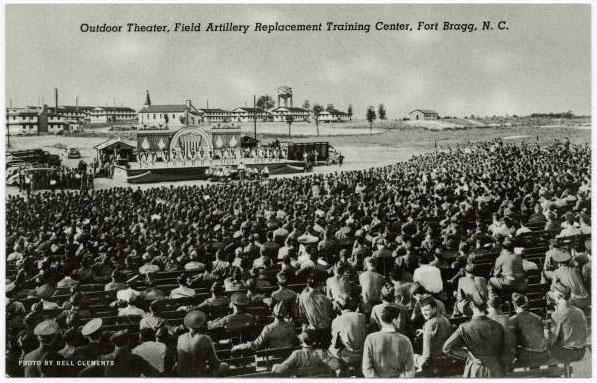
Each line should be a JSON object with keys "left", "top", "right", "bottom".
{"left": 115, "top": 160, "right": 304, "bottom": 184}
{"left": 126, "top": 125, "right": 304, "bottom": 183}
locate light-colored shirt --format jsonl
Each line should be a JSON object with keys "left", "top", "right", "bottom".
{"left": 119, "top": 305, "right": 147, "bottom": 317}
{"left": 550, "top": 304, "right": 587, "bottom": 349}
{"left": 362, "top": 328, "right": 415, "bottom": 378}
{"left": 117, "top": 287, "right": 141, "bottom": 302}
{"left": 413, "top": 265, "right": 443, "bottom": 294}
{"left": 170, "top": 286, "right": 197, "bottom": 299}
{"left": 252, "top": 320, "right": 295, "bottom": 350}
{"left": 359, "top": 270, "right": 385, "bottom": 306}
{"left": 272, "top": 347, "right": 340, "bottom": 375}
{"left": 330, "top": 311, "right": 367, "bottom": 352}
{"left": 176, "top": 332, "right": 219, "bottom": 377}
{"left": 298, "top": 288, "right": 333, "bottom": 329}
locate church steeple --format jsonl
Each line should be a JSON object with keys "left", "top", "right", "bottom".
{"left": 144, "top": 90, "right": 151, "bottom": 106}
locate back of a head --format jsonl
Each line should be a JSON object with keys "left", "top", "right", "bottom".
{"left": 511, "top": 293, "right": 528, "bottom": 309}
{"left": 380, "top": 305, "right": 400, "bottom": 325}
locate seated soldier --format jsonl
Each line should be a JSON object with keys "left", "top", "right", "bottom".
{"left": 370, "top": 284, "right": 408, "bottom": 333}
{"left": 207, "top": 292, "right": 255, "bottom": 332}
{"left": 179, "top": 282, "right": 230, "bottom": 320}
{"left": 272, "top": 329, "right": 341, "bottom": 376}
{"left": 488, "top": 239, "right": 525, "bottom": 298}
{"left": 548, "top": 282, "right": 588, "bottom": 365}
{"left": 509, "top": 293, "right": 550, "bottom": 367}
{"left": 328, "top": 295, "right": 367, "bottom": 373}
{"left": 232, "top": 301, "right": 296, "bottom": 352}
{"left": 453, "top": 262, "right": 488, "bottom": 317}
{"left": 546, "top": 250, "right": 590, "bottom": 310}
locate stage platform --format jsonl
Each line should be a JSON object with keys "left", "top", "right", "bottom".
{"left": 113, "top": 159, "right": 305, "bottom": 184}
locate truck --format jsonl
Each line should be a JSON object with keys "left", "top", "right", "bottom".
{"left": 6, "top": 149, "right": 61, "bottom": 168}
{"left": 278, "top": 141, "right": 340, "bottom": 165}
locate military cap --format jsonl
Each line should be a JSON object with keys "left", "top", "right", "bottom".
{"left": 35, "top": 283, "right": 54, "bottom": 299}
{"left": 184, "top": 310, "right": 207, "bottom": 329}
{"left": 139, "top": 264, "right": 160, "bottom": 274}
{"left": 551, "top": 249, "right": 571, "bottom": 263}
{"left": 81, "top": 318, "right": 103, "bottom": 336}
{"left": 33, "top": 319, "right": 59, "bottom": 336}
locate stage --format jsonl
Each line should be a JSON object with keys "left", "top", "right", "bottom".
{"left": 113, "top": 159, "right": 305, "bottom": 184}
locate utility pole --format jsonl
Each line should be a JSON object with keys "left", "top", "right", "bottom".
{"left": 253, "top": 94, "right": 257, "bottom": 140}
{"left": 7, "top": 97, "right": 11, "bottom": 148}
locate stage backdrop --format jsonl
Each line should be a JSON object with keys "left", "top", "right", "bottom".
{"left": 137, "top": 131, "right": 172, "bottom": 152}
{"left": 210, "top": 123, "right": 241, "bottom": 151}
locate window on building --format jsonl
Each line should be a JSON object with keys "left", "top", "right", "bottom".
{"left": 153, "top": 114, "right": 156, "bottom": 119}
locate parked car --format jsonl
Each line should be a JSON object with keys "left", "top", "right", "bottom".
{"left": 67, "top": 147, "right": 81, "bottom": 159}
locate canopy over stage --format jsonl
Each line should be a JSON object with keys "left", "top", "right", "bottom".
{"left": 94, "top": 138, "right": 136, "bottom": 165}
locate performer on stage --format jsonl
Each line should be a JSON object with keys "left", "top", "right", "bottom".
{"left": 191, "top": 149, "right": 196, "bottom": 165}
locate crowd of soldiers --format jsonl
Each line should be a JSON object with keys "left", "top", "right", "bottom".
{"left": 5, "top": 138, "right": 591, "bottom": 377}
{"left": 16, "top": 165, "right": 94, "bottom": 196}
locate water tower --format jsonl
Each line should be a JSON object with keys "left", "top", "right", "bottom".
{"left": 277, "top": 86, "right": 293, "bottom": 108}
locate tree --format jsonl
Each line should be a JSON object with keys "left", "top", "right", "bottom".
{"left": 378, "top": 104, "right": 387, "bottom": 120}
{"left": 347, "top": 104, "right": 353, "bottom": 121}
{"left": 366, "top": 106, "right": 376, "bottom": 132}
{"left": 313, "top": 104, "right": 324, "bottom": 136}
{"left": 286, "top": 114, "right": 294, "bottom": 137}
{"left": 302, "top": 100, "right": 311, "bottom": 110}
{"left": 326, "top": 103, "right": 335, "bottom": 111}
{"left": 256, "top": 95, "right": 275, "bottom": 110}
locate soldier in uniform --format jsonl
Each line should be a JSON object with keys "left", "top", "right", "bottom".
{"left": 176, "top": 310, "right": 228, "bottom": 377}
{"left": 23, "top": 319, "right": 65, "bottom": 377}
{"left": 207, "top": 292, "right": 255, "bottom": 332}
{"left": 442, "top": 292, "right": 507, "bottom": 377}
{"left": 232, "top": 300, "right": 296, "bottom": 352}
{"left": 97, "top": 330, "right": 159, "bottom": 377}
{"left": 71, "top": 318, "right": 104, "bottom": 376}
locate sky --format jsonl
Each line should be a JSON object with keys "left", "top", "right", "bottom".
{"left": 5, "top": 4, "right": 591, "bottom": 118}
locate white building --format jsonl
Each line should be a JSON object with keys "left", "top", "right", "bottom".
{"left": 196, "top": 108, "right": 231, "bottom": 123}
{"left": 88, "top": 106, "right": 137, "bottom": 123}
{"left": 6, "top": 107, "right": 40, "bottom": 135}
{"left": 319, "top": 109, "right": 350, "bottom": 123}
{"left": 138, "top": 101, "right": 202, "bottom": 129}
{"left": 409, "top": 109, "right": 439, "bottom": 120}
{"left": 271, "top": 106, "right": 311, "bottom": 122}
{"left": 230, "top": 107, "right": 271, "bottom": 122}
